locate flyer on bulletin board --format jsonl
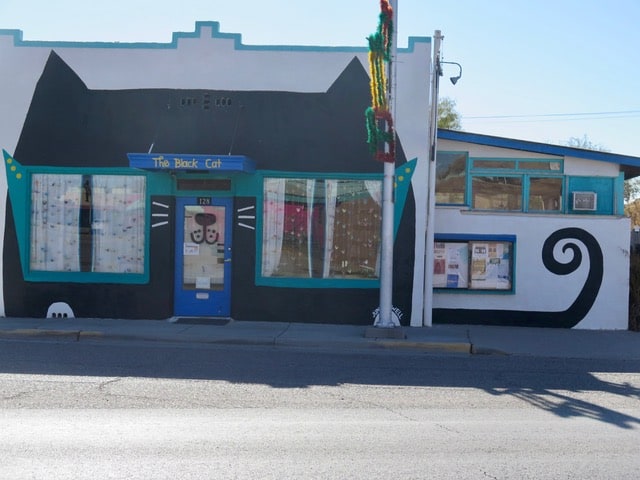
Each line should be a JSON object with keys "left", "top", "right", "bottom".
{"left": 470, "top": 241, "right": 511, "bottom": 290}
{"left": 434, "top": 242, "right": 468, "bottom": 288}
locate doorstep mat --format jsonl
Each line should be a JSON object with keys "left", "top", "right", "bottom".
{"left": 173, "top": 317, "right": 231, "bottom": 326}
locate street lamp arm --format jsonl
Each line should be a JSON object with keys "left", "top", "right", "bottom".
{"left": 439, "top": 61, "right": 463, "bottom": 85}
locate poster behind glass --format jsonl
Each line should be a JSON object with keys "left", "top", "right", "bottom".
{"left": 470, "top": 241, "right": 512, "bottom": 290}
{"left": 433, "top": 242, "right": 469, "bottom": 289}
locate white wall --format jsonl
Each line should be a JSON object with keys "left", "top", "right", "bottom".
{"left": 564, "top": 156, "right": 620, "bottom": 176}
{"left": 434, "top": 208, "right": 630, "bottom": 329}
{"left": 437, "top": 139, "right": 562, "bottom": 160}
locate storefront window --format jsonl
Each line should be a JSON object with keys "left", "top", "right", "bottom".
{"left": 30, "top": 174, "right": 146, "bottom": 274}
{"left": 262, "top": 178, "right": 381, "bottom": 280}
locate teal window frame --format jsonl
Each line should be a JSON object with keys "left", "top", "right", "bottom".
{"left": 24, "top": 167, "right": 150, "bottom": 284}
{"left": 256, "top": 171, "right": 383, "bottom": 289}
{"left": 469, "top": 157, "right": 565, "bottom": 213}
{"left": 527, "top": 176, "right": 564, "bottom": 212}
{"left": 471, "top": 174, "right": 524, "bottom": 211}
{"left": 435, "top": 151, "right": 468, "bottom": 206}
{"left": 437, "top": 152, "right": 620, "bottom": 215}
{"left": 470, "top": 158, "right": 564, "bottom": 173}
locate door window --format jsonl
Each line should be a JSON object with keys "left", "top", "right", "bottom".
{"left": 181, "top": 205, "right": 226, "bottom": 291}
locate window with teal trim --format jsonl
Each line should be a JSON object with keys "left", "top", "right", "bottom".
{"left": 435, "top": 151, "right": 467, "bottom": 204}
{"left": 470, "top": 157, "right": 563, "bottom": 213}
{"left": 30, "top": 173, "right": 146, "bottom": 274}
{"left": 434, "top": 236, "right": 514, "bottom": 291}
{"left": 472, "top": 176, "right": 522, "bottom": 210}
{"left": 528, "top": 177, "right": 562, "bottom": 211}
{"left": 262, "top": 178, "right": 381, "bottom": 281}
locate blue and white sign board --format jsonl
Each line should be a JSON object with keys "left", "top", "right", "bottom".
{"left": 127, "top": 153, "right": 256, "bottom": 173}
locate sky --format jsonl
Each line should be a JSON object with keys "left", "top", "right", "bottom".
{"left": 1, "top": 0, "right": 639, "bottom": 157}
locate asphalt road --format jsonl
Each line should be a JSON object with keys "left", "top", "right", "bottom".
{"left": 1, "top": 338, "right": 639, "bottom": 479}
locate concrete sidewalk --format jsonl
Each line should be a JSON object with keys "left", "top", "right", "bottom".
{"left": 0, "top": 317, "right": 639, "bottom": 360}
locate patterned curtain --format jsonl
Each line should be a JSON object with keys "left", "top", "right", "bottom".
{"left": 364, "top": 180, "right": 382, "bottom": 276}
{"left": 30, "top": 174, "right": 82, "bottom": 271}
{"left": 91, "top": 175, "right": 146, "bottom": 273}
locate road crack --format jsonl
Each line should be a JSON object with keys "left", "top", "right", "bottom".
{"left": 481, "top": 470, "right": 499, "bottom": 480}
{"left": 98, "top": 377, "right": 122, "bottom": 391}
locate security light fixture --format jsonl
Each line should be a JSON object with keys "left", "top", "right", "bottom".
{"left": 440, "top": 61, "right": 463, "bottom": 85}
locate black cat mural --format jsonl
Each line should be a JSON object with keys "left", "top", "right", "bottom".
{"left": 13, "top": 51, "right": 407, "bottom": 172}
{"left": 3, "top": 50, "right": 415, "bottom": 322}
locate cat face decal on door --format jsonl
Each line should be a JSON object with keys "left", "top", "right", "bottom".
{"left": 190, "top": 212, "right": 219, "bottom": 245}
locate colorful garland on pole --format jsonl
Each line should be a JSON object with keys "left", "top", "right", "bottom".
{"left": 365, "top": 0, "right": 395, "bottom": 163}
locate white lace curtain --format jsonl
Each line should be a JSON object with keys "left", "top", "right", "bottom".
{"left": 322, "top": 180, "right": 337, "bottom": 278}
{"left": 262, "top": 178, "right": 286, "bottom": 276}
{"left": 306, "top": 179, "right": 316, "bottom": 278}
{"left": 92, "top": 175, "right": 146, "bottom": 273}
{"left": 30, "top": 174, "right": 82, "bottom": 271}
{"left": 30, "top": 173, "right": 145, "bottom": 274}
{"left": 364, "top": 180, "right": 382, "bottom": 206}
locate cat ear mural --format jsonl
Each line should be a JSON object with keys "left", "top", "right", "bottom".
{"left": 13, "top": 50, "right": 403, "bottom": 171}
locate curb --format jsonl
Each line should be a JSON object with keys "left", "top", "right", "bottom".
{"left": 1, "top": 327, "right": 478, "bottom": 355}
{"left": 470, "top": 344, "right": 509, "bottom": 355}
{"left": 378, "top": 339, "right": 471, "bottom": 353}
{"left": 0, "top": 328, "right": 82, "bottom": 340}
{"left": 79, "top": 331, "right": 281, "bottom": 347}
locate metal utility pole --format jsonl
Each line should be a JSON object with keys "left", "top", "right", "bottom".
{"left": 423, "top": 30, "right": 443, "bottom": 327}
{"left": 377, "top": 0, "right": 398, "bottom": 329}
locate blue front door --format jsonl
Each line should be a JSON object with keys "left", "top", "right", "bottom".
{"left": 174, "top": 197, "right": 232, "bottom": 317}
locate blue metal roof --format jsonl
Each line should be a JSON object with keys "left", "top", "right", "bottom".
{"left": 438, "top": 129, "right": 640, "bottom": 168}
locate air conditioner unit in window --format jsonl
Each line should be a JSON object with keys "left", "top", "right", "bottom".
{"left": 572, "top": 191, "right": 597, "bottom": 211}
